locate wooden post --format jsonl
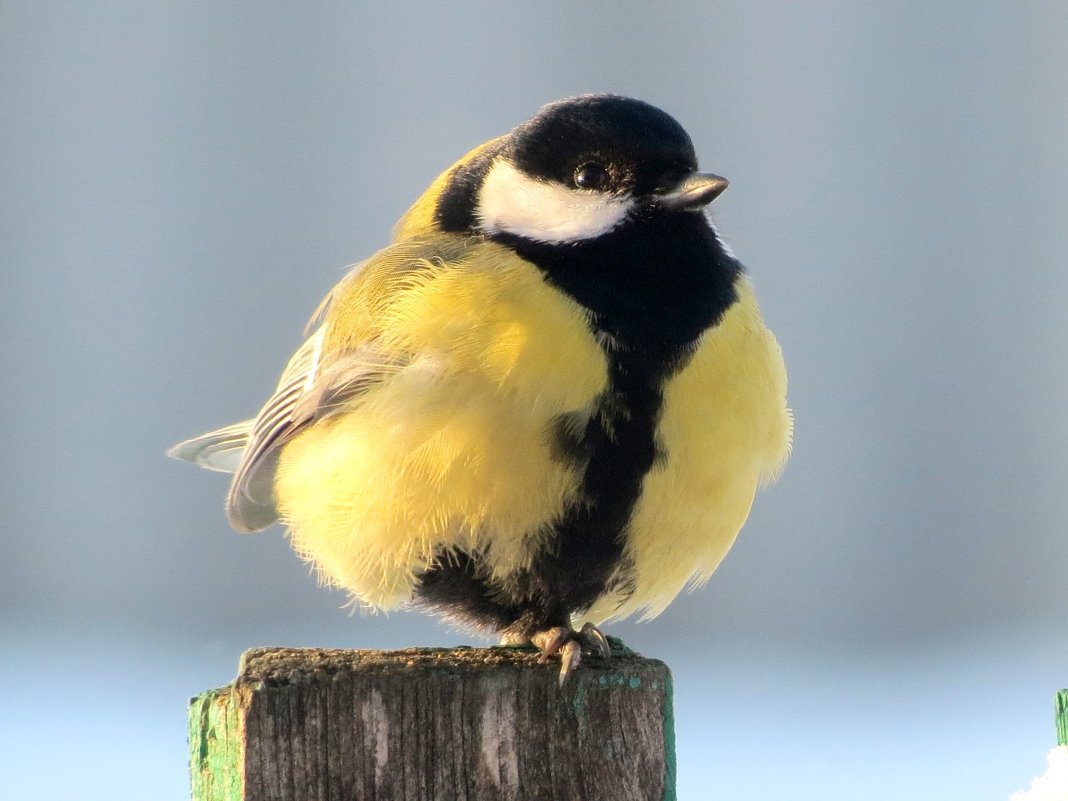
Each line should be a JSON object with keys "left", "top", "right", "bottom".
{"left": 189, "top": 645, "right": 676, "bottom": 801}
{"left": 1057, "top": 689, "right": 1067, "bottom": 747}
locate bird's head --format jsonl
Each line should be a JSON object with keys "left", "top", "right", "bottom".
{"left": 410, "top": 95, "right": 728, "bottom": 246}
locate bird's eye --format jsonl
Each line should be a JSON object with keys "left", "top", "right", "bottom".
{"left": 573, "top": 162, "right": 609, "bottom": 190}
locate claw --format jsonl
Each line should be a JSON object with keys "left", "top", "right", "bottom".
{"left": 579, "top": 622, "right": 611, "bottom": 661}
{"left": 531, "top": 626, "right": 571, "bottom": 661}
{"left": 558, "top": 639, "right": 582, "bottom": 686}
{"left": 528, "top": 622, "right": 614, "bottom": 685}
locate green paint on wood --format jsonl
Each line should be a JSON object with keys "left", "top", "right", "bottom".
{"left": 188, "top": 687, "right": 243, "bottom": 801}
{"left": 1057, "top": 690, "right": 1068, "bottom": 747}
{"left": 605, "top": 635, "right": 635, "bottom": 655}
{"left": 661, "top": 668, "right": 677, "bottom": 801}
{"left": 597, "top": 672, "right": 645, "bottom": 689}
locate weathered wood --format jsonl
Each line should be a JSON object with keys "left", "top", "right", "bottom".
{"left": 190, "top": 644, "right": 676, "bottom": 801}
{"left": 1057, "top": 689, "right": 1067, "bottom": 747}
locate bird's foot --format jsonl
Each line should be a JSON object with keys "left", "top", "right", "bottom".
{"left": 529, "top": 622, "right": 612, "bottom": 686}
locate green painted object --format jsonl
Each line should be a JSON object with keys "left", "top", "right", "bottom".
{"left": 1057, "top": 689, "right": 1067, "bottom": 747}
{"left": 188, "top": 687, "right": 245, "bottom": 801}
{"left": 661, "top": 669, "right": 677, "bottom": 801}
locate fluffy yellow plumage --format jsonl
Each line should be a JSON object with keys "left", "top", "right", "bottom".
{"left": 277, "top": 238, "right": 610, "bottom": 607}
{"left": 170, "top": 95, "right": 791, "bottom": 679}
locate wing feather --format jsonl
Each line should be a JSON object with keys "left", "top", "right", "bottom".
{"left": 226, "top": 328, "right": 326, "bottom": 531}
{"left": 167, "top": 421, "right": 253, "bottom": 473}
{"left": 226, "top": 327, "right": 397, "bottom": 532}
{"left": 173, "top": 236, "right": 471, "bottom": 532}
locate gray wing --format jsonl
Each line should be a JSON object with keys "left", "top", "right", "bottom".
{"left": 221, "top": 326, "right": 326, "bottom": 531}
{"left": 170, "top": 239, "right": 456, "bottom": 531}
{"left": 225, "top": 327, "right": 393, "bottom": 532}
{"left": 169, "top": 325, "right": 395, "bottom": 532}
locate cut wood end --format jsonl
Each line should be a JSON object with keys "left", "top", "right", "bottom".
{"left": 233, "top": 642, "right": 664, "bottom": 687}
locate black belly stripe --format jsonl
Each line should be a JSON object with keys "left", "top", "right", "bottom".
{"left": 530, "top": 351, "right": 668, "bottom": 616}
{"left": 515, "top": 212, "right": 740, "bottom": 615}
{"left": 413, "top": 211, "right": 741, "bottom": 634}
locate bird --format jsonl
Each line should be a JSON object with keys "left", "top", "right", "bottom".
{"left": 169, "top": 94, "right": 792, "bottom": 683}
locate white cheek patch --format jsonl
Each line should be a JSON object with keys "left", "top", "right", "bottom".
{"left": 475, "top": 159, "right": 634, "bottom": 244}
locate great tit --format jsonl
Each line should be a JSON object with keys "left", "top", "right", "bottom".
{"left": 170, "top": 94, "right": 792, "bottom": 681}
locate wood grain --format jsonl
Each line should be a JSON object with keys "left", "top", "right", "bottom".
{"left": 189, "top": 645, "right": 676, "bottom": 801}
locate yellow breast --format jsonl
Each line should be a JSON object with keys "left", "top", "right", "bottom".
{"left": 586, "top": 275, "right": 792, "bottom": 622}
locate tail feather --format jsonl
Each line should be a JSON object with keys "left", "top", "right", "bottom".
{"left": 167, "top": 421, "right": 253, "bottom": 474}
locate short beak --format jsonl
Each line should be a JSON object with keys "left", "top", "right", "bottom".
{"left": 656, "top": 172, "right": 729, "bottom": 211}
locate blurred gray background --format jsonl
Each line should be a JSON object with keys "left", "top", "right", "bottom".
{"left": 3, "top": 2, "right": 1066, "bottom": 799}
